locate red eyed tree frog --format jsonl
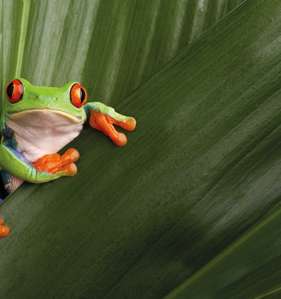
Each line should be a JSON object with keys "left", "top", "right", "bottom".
{"left": 0, "top": 78, "right": 136, "bottom": 237}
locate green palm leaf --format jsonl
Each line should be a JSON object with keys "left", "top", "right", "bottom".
{"left": 1, "top": 0, "right": 280, "bottom": 298}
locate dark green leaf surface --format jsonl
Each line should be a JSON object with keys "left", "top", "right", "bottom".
{"left": 166, "top": 204, "right": 281, "bottom": 299}
{"left": 1, "top": 0, "right": 281, "bottom": 298}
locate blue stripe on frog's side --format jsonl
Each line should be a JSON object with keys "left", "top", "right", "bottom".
{"left": 3, "top": 126, "right": 18, "bottom": 153}
{"left": 3, "top": 126, "right": 30, "bottom": 164}
{"left": 1, "top": 126, "right": 29, "bottom": 195}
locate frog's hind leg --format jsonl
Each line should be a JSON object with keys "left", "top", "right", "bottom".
{"left": 0, "top": 171, "right": 19, "bottom": 238}
{"left": 0, "top": 223, "right": 10, "bottom": 237}
{"left": 1, "top": 170, "right": 23, "bottom": 194}
{"left": 0, "top": 214, "right": 10, "bottom": 238}
{"left": 0, "top": 213, "right": 9, "bottom": 238}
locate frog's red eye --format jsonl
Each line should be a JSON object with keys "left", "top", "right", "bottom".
{"left": 70, "top": 83, "right": 87, "bottom": 108}
{"left": 6, "top": 79, "right": 24, "bottom": 103}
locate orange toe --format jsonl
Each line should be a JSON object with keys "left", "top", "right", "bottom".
{"left": 33, "top": 149, "right": 80, "bottom": 174}
{"left": 0, "top": 218, "right": 4, "bottom": 225}
{"left": 125, "top": 117, "right": 136, "bottom": 131}
{"left": 60, "top": 163, "right": 77, "bottom": 176}
{"left": 114, "top": 133, "right": 128, "bottom": 147}
{"left": 62, "top": 148, "right": 80, "bottom": 163}
{"left": 0, "top": 225, "right": 10, "bottom": 238}
{"left": 89, "top": 111, "right": 133, "bottom": 146}
{"left": 112, "top": 117, "right": 136, "bottom": 132}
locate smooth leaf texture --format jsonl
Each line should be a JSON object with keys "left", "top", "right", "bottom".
{"left": 1, "top": 0, "right": 244, "bottom": 103}
{"left": 166, "top": 206, "right": 281, "bottom": 299}
{"left": 1, "top": 0, "right": 281, "bottom": 298}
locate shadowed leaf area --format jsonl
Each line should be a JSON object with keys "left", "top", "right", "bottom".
{"left": 1, "top": 0, "right": 281, "bottom": 298}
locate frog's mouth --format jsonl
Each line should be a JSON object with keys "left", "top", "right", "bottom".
{"left": 9, "top": 109, "right": 83, "bottom": 123}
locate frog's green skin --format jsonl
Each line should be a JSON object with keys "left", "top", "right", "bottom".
{"left": 0, "top": 78, "right": 134, "bottom": 193}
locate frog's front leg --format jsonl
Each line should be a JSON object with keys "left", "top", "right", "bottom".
{"left": 86, "top": 102, "right": 136, "bottom": 146}
{"left": 0, "top": 144, "right": 78, "bottom": 184}
{"left": 0, "top": 146, "right": 79, "bottom": 238}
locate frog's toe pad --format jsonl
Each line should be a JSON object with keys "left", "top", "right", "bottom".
{"left": 115, "top": 117, "right": 136, "bottom": 132}
{"left": 0, "top": 224, "right": 10, "bottom": 238}
{"left": 62, "top": 148, "right": 80, "bottom": 163}
{"left": 60, "top": 163, "right": 77, "bottom": 176}
{"left": 0, "top": 217, "right": 10, "bottom": 238}
{"left": 114, "top": 132, "right": 127, "bottom": 147}
{"left": 126, "top": 117, "right": 136, "bottom": 131}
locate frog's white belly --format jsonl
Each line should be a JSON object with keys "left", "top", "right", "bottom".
{"left": 7, "top": 110, "right": 84, "bottom": 162}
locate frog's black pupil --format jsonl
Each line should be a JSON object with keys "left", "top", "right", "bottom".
{"left": 7, "top": 83, "right": 14, "bottom": 98}
{"left": 80, "top": 88, "right": 85, "bottom": 102}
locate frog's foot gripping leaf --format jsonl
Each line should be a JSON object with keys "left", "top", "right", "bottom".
{"left": 0, "top": 217, "right": 10, "bottom": 238}
{"left": 33, "top": 148, "right": 80, "bottom": 176}
{"left": 88, "top": 102, "right": 136, "bottom": 147}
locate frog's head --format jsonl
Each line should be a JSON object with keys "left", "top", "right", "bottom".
{"left": 5, "top": 78, "right": 87, "bottom": 124}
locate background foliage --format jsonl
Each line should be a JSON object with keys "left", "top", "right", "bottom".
{"left": 1, "top": 0, "right": 281, "bottom": 298}
{"left": 2, "top": 0, "right": 244, "bottom": 102}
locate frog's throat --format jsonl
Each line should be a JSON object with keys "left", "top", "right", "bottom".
{"left": 6, "top": 109, "right": 84, "bottom": 162}
{"left": 9, "top": 109, "right": 83, "bottom": 124}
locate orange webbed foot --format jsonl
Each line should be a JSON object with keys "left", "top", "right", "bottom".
{"left": 89, "top": 111, "right": 136, "bottom": 147}
{"left": 33, "top": 148, "right": 80, "bottom": 176}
